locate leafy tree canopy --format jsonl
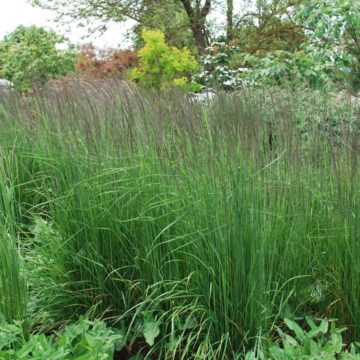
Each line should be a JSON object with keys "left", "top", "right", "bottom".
{"left": 132, "top": 1, "right": 197, "bottom": 52}
{"left": 31, "top": 0, "right": 213, "bottom": 54}
{"left": 0, "top": 26, "right": 76, "bottom": 92}
{"left": 233, "top": 0, "right": 305, "bottom": 55}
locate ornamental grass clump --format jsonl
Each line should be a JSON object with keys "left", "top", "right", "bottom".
{"left": 0, "top": 80, "right": 360, "bottom": 357}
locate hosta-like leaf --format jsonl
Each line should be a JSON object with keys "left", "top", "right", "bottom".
{"left": 284, "top": 318, "right": 306, "bottom": 341}
{"left": 143, "top": 318, "right": 160, "bottom": 347}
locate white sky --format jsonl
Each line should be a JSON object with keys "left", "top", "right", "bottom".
{"left": 0, "top": 0, "right": 134, "bottom": 48}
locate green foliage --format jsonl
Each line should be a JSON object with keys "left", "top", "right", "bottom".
{"left": 246, "top": 318, "right": 360, "bottom": 359}
{"left": 193, "top": 39, "right": 354, "bottom": 92}
{"left": 198, "top": 1, "right": 360, "bottom": 92}
{"left": 0, "top": 318, "right": 122, "bottom": 359}
{"left": 142, "top": 313, "right": 160, "bottom": 347}
{"left": 31, "top": 0, "right": 212, "bottom": 54}
{"left": 233, "top": 1, "right": 305, "bottom": 56}
{"left": 296, "top": 0, "right": 360, "bottom": 90}
{"left": 297, "top": 0, "right": 360, "bottom": 44}
{"left": 28, "top": 0, "right": 360, "bottom": 91}
{"left": 192, "top": 42, "right": 256, "bottom": 91}
{"left": 0, "top": 153, "right": 27, "bottom": 331}
{"left": 192, "top": 38, "right": 353, "bottom": 92}
{"left": 0, "top": 26, "right": 76, "bottom": 92}
{"left": 25, "top": 217, "right": 75, "bottom": 331}
{"left": 1, "top": 82, "right": 360, "bottom": 357}
{"left": 243, "top": 45, "right": 353, "bottom": 91}
{"left": 132, "top": 1, "right": 197, "bottom": 51}
{"left": 131, "top": 29, "right": 199, "bottom": 90}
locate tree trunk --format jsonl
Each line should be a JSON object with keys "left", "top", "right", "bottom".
{"left": 179, "top": 0, "right": 211, "bottom": 54}
{"left": 227, "top": 0, "right": 233, "bottom": 42}
{"left": 191, "top": 23, "right": 208, "bottom": 54}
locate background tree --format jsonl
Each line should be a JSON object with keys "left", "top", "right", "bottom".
{"left": 178, "top": 0, "right": 212, "bottom": 53}
{"left": 31, "top": 0, "right": 213, "bottom": 54}
{"left": 233, "top": 0, "right": 305, "bottom": 55}
{"left": 132, "top": 1, "right": 197, "bottom": 51}
{"left": 0, "top": 26, "right": 76, "bottom": 92}
{"left": 227, "top": 0, "right": 234, "bottom": 42}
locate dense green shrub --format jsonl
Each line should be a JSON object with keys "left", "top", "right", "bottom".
{"left": 243, "top": 45, "right": 353, "bottom": 91}
{"left": 192, "top": 42, "right": 256, "bottom": 91}
{"left": 131, "top": 29, "right": 199, "bottom": 91}
{"left": 297, "top": 0, "right": 360, "bottom": 92}
{"left": 192, "top": 40, "right": 353, "bottom": 92}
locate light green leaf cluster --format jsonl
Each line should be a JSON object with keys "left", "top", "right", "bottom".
{"left": 131, "top": 29, "right": 199, "bottom": 91}
{"left": 246, "top": 317, "right": 360, "bottom": 360}
{"left": 0, "top": 318, "right": 122, "bottom": 359}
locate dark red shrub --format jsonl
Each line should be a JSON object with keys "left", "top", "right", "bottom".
{"left": 76, "top": 43, "right": 138, "bottom": 79}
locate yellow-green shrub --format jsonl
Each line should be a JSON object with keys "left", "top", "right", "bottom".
{"left": 131, "top": 29, "right": 199, "bottom": 90}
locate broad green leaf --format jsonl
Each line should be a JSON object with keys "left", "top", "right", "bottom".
{"left": 143, "top": 318, "right": 160, "bottom": 347}
{"left": 284, "top": 318, "right": 306, "bottom": 341}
